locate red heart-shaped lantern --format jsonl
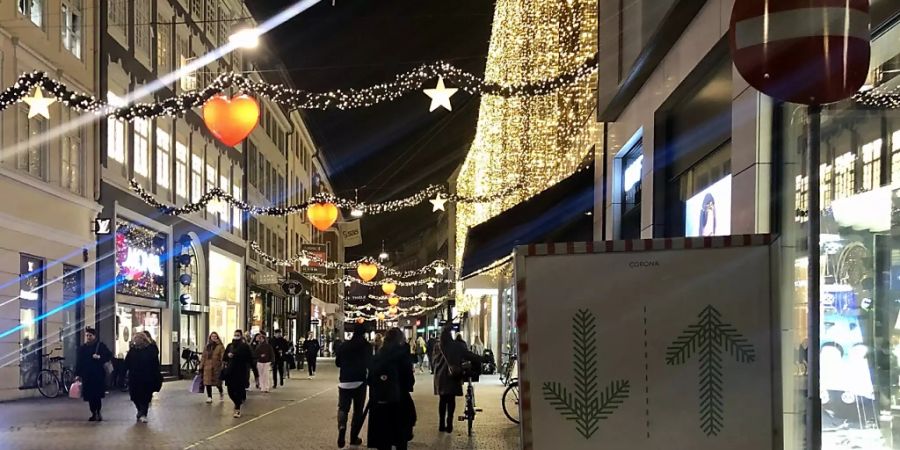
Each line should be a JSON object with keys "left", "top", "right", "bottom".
{"left": 202, "top": 95, "right": 260, "bottom": 147}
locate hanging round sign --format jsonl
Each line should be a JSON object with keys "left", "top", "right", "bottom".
{"left": 730, "top": 0, "right": 871, "bottom": 105}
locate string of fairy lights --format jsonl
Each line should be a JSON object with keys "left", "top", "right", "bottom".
{"left": 131, "top": 179, "right": 525, "bottom": 218}
{"left": 3, "top": 53, "right": 597, "bottom": 120}
{"left": 853, "top": 88, "right": 900, "bottom": 109}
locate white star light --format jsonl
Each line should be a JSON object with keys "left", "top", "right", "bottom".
{"left": 299, "top": 256, "right": 311, "bottom": 267}
{"left": 430, "top": 194, "right": 448, "bottom": 212}
{"left": 427, "top": 281, "right": 436, "bottom": 289}
{"left": 343, "top": 279, "right": 353, "bottom": 287}
{"left": 23, "top": 87, "right": 56, "bottom": 119}
{"left": 434, "top": 266, "right": 446, "bottom": 276}
{"left": 423, "top": 77, "right": 458, "bottom": 112}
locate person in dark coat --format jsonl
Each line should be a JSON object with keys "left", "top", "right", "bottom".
{"left": 223, "top": 329, "right": 253, "bottom": 418}
{"left": 367, "top": 328, "right": 415, "bottom": 450}
{"left": 335, "top": 328, "right": 372, "bottom": 448}
{"left": 125, "top": 331, "right": 162, "bottom": 423}
{"left": 75, "top": 327, "right": 112, "bottom": 422}
{"left": 269, "top": 330, "right": 290, "bottom": 388}
{"left": 426, "top": 335, "right": 438, "bottom": 374}
{"left": 433, "top": 325, "right": 471, "bottom": 433}
{"left": 302, "top": 333, "right": 321, "bottom": 378}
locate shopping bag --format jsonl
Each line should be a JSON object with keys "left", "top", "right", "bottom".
{"left": 190, "top": 375, "right": 203, "bottom": 394}
{"left": 68, "top": 381, "right": 82, "bottom": 399}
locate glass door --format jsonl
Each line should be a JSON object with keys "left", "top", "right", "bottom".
{"left": 19, "top": 255, "right": 43, "bottom": 389}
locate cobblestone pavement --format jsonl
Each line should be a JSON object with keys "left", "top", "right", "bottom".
{"left": 0, "top": 362, "right": 520, "bottom": 450}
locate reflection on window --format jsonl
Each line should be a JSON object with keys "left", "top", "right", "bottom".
{"left": 61, "top": 3, "right": 81, "bottom": 59}
{"left": 861, "top": 139, "right": 882, "bottom": 192}
{"left": 834, "top": 152, "right": 856, "bottom": 201}
{"left": 18, "top": 0, "right": 43, "bottom": 27}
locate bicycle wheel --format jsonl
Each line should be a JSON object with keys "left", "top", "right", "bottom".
{"left": 503, "top": 381, "right": 520, "bottom": 424}
{"left": 37, "top": 370, "right": 60, "bottom": 398}
{"left": 60, "top": 369, "right": 75, "bottom": 393}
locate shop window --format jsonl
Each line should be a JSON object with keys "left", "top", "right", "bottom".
{"left": 116, "top": 305, "right": 161, "bottom": 358}
{"left": 19, "top": 255, "right": 43, "bottom": 389}
{"left": 618, "top": 140, "right": 643, "bottom": 239}
{"left": 679, "top": 143, "right": 731, "bottom": 237}
{"left": 62, "top": 265, "right": 83, "bottom": 371}
{"left": 115, "top": 219, "right": 167, "bottom": 300}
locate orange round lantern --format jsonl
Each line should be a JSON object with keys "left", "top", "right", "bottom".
{"left": 357, "top": 262, "right": 378, "bottom": 282}
{"left": 382, "top": 282, "right": 397, "bottom": 296}
{"left": 388, "top": 306, "right": 399, "bottom": 315}
{"left": 307, "top": 202, "right": 338, "bottom": 232}
{"left": 356, "top": 317, "right": 365, "bottom": 324}
{"left": 376, "top": 312, "right": 385, "bottom": 321}
{"left": 387, "top": 295, "right": 400, "bottom": 307}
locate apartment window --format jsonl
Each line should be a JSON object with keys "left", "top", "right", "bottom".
{"left": 206, "top": 162, "right": 216, "bottom": 213}
{"left": 108, "top": 0, "right": 126, "bottom": 37}
{"left": 107, "top": 92, "right": 127, "bottom": 165}
{"left": 248, "top": 141, "right": 258, "bottom": 187}
{"left": 191, "top": 153, "right": 202, "bottom": 203}
{"left": 133, "top": 118, "right": 150, "bottom": 177}
{"left": 61, "top": 2, "right": 82, "bottom": 59}
{"left": 217, "top": 9, "right": 229, "bottom": 46}
{"left": 18, "top": 0, "right": 43, "bottom": 27}
{"left": 204, "top": 0, "right": 216, "bottom": 38}
{"left": 17, "top": 106, "right": 47, "bottom": 180}
{"left": 156, "top": 128, "right": 171, "bottom": 189}
{"left": 61, "top": 118, "right": 83, "bottom": 195}
{"left": 157, "top": 18, "right": 171, "bottom": 73}
{"left": 259, "top": 156, "right": 267, "bottom": 196}
{"left": 277, "top": 174, "right": 284, "bottom": 203}
{"left": 177, "top": 38, "right": 195, "bottom": 92}
{"left": 861, "top": 139, "right": 883, "bottom": 192}
{"left": 233, "top": 185, "right": 242, "bottom": 230}
{"left": 219, "top": 172, "right": 229, "bottom": 222}
{"left": 134, "top": 0, "right": 151, "bottom": 58}
{"left": 892, "top": 130, "right": 900, "bottom": 183}
{"left": 175, "top": 140, "right": 188, "bottom": 200}
{"left": 191, "top": 0, "right": 202, "bottom": 16}
{"left": 265, "top": 160, "right": 272, "bottom": 199}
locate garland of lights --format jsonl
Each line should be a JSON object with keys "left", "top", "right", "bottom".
{"left": 3, "top": 56, "right": 597, "bottom": 119}
{"left": 345, "top": 302, "right": 447, "bottom": 314}
{"left": 345, "top": 302, "right": 448, "bottom": 321}
{"left": 250, "top": 241, "right": 452, "bottom": 282}
{"left": 343, "top": 293, "right": 452, "bottom": 302}
{"left": 853, "top": 88, "right": 900, "bottom": 109}
{"left": 309, "top": 274, "right": 452, "bottom": 287}
{"left": 131, "top": 179, "right": 522, "bottom": 218}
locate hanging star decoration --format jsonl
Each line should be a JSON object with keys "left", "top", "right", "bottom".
{"left": 427, "top": 281, "right": 436, "bottom": 289}
{"left": 343, "top": 279, "right": 353, "bottom": 287}
{"left": 423, "top": 76, "right": 457, "bottom": 112}
{"left": 299, "top": 256, "right": 311, "bottom": 267}
{"left": 434, "top": 265, "right": 446, "bottom": 276}
{"left": 22, "top": 86, "right": 56, "bottom": 119}
{"left": 430, "top": 193, "right": 448, "bottom": 212}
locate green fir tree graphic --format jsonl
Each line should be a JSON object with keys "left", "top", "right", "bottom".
{"left": 665, "top": 305, "right": 756, "bottom": 437}
{"left": 542, "top": 309, "right": 630, "bottom": 439}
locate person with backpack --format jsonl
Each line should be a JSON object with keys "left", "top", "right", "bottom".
{"left": 125, "top": 331, "right": 162, "bottom": 423}
{"left": 335, "top": 328, "right": 372, "bottom": 448}
{"left": 367, "top": 328, "right": 416, "bottom": 450}
{"left": 223, "top": 329, "right": 253, "bottom": 418}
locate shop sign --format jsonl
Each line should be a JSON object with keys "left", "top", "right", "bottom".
{"left": 300, "top": 244, "right": 328, "bottom": 275}
{"left": 122, "top": 248, "right": 164, "bottom": 277}
{"left": 310, "top": 319, "right": 320, "bottom": 326}
{"left": 115, "top": 219, "right": 167, "bottom": 300}
{"left": 340, "top": 220, "right": 363, "bottom": 247}
{"left": 92, "top": 218, "right": 112, "bottom": 235}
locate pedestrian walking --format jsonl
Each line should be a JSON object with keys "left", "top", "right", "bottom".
{"left": 472, "top": 335, "right": 485, "bottom": 357}
{"left": 199, "top": 332, "right": 225, "bottom": 403}
{"left": 125, "top": 331, "right": 162, "bottom": 423}
{"left": 223, "top": 330, "right": 253, "bottom": 418}
{"left": 253, "top": 332, "right": 274, "bottom": 393}
{"left": 296, "top": 339, "right": 305, "bottom": 370}
{"left": 249, "top": 332, "right": 260, "bottom": 389}
{"left": 426, "top": 335, "right": 437, "bottom": 374}
{"left": 335, "top": 328, "right": 372, "bottom": 448}
{"left": 302, "top": 333, "right": 320, "bottom": 378}
{"left": 74, "top": 327, "right": 112, "bottom": 422}
{"left": 269, "top": 330, "right": 290, "bottom": 388}
{"left": 433, "top": 325, "right": 469, "bottom": 433}
{"left": 373, "top": 333, "right": 384, "bottom": 354}
{"left": 367, "top": 328, "right": 416, "bottom": 450}
{"left": 415, "top": 336, "right": 427, "bottom": 372}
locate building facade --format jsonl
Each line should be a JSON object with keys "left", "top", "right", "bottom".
{"left": 97, "top": 0, "right": 248, "bottom": 375}
{"left": 595, "top": 0, "right": 899, "bottom": 448}
{"left": 0, "top": 0, "right": 98, "bottom": 400}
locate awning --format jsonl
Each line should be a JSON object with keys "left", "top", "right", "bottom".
{"left": 460, "top": 165, "right": 594, "bottom": 278}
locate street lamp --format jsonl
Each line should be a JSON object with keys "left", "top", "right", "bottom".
{"left": 229, "top": 28, "right": 261, "bottom": 49}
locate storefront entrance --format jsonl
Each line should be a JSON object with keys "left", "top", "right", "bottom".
{"left": 209, "top": 248, "right": 242, "bottom": 338}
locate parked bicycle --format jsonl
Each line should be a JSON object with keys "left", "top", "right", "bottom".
{"left": 180, "top": 349, "right": 200, "bottom": 374}
{"left": 502, "top": 378, "right": 520, "bottom": 424}
{"left": 457, "top": 360, "right": 482, "bottom": 436}
{"left": 499, "top": 353, "right": 518, "bottom": 386}
{"left": 37, "top": 349, "right": 75, "bottom": 399}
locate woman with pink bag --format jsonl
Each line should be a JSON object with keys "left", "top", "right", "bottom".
{"left": 199, "top": 332, "right": 225, "bottom": 403}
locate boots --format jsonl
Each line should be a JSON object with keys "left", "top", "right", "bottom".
{"left": 338, "top": 410, "right": 348, "bottom": 448}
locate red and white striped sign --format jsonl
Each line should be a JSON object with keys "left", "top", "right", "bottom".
{"left": 730, "top": 0, "right": 871, "bottom": 105}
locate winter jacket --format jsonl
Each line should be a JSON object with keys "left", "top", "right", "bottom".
{"left": 302, "top": 339, "right": 321, "bottom": 359}
{"left": 223, "top": 340, "right": 252, "bottom": 388}
{"left": 75, "top": 341, "right": 112, "bottom": 402}
{"left": 367, "top": 343, "right": 416, "bottom": 448}
{"left": 335, "top": 335, "right": 372, "bottom": 383}
{"left": 269, "top": 336, "right": 290, "bottom": 362}
{"left": 125, "top": 342, "right": 162, "bottom": 403}
{"left": 433, "top": 327, "right": 475, "bottom": 396}
{"left": 200, "top": 342, "right": 225, "bottom": 386}
{"left": 254, "top": 341, "right": 274, "bottom": 364}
